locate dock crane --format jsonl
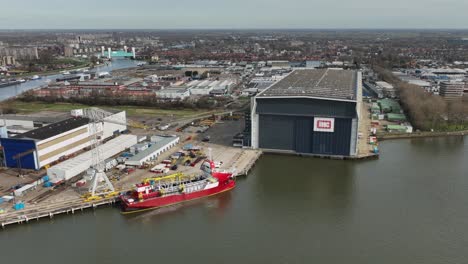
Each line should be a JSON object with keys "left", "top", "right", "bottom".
{"left": 82, "top": 108, "right": 145, "bottom": 197}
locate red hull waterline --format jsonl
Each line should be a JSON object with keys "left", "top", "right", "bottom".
{"left": 121, "top": 180, "right": 235, "bottom": 214}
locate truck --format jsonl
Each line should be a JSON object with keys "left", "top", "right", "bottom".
{"left": 150, "top": 164, "right": 169, "bottom": 174}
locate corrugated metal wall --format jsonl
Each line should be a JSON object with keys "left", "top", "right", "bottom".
{"left": 259, "top": 115, "right": 295, "bottom": 150}
{"left": 294, "top": 117, "right": 312, "bottom": 153}
{"left": 311, "top": 118, "right": 352, "bottom": 155}
{"left": 258, "top": 115, "right": 352, "bottom": 156}
{"left": 256, "top": 98, "right": 356, "bottom": 118}
{"left": 256, "top": 97, "right": 356, "bottom": 156}
{"left": 0, "top": 138, "right": 37, "bottom": 170}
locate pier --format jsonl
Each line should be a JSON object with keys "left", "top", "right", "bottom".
{"left": 1, "top": 197, "right": 117, "bottom": 228}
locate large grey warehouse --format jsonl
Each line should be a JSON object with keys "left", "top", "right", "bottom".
{"left": 251, "top": 69, "right": 362, "bottom": 157}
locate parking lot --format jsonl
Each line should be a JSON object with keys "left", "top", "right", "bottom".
{"left": 199, "top": 119, "right": 245, "bottom": 147}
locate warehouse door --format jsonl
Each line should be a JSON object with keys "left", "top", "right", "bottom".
{"left": 294, "top": 117, "right": 313, "bottom": 153}
{"left": 259, "top": 115, "right": 294, "bottom": 150}
{"left": 311, "top": 118, "right": 352, "bottom": 156}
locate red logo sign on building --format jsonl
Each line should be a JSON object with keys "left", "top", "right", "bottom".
{"left": 313, "top": 117, "right": 335, "bottom": 132}
{"left": 316, "top": 120, "right": 332, "bottom": 129}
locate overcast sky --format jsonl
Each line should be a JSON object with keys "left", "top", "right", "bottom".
{"left": 1, "top": 0, "right": 467, "bottom": 29}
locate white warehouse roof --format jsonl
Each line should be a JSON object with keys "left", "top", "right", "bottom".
{"left": 47, "top": 134, "right": 138, "bottom": 182}
{"left": 375, "top": 81, "right": 394, "bottom": 89}
{"left": 125, "top": 136, "right": 179, "bottom": 166}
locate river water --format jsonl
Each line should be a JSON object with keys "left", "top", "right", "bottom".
{"left": 0, "top": 59, "right": 141, "bottom": 101}
{"left": 1, "top": 137, "right": 467, "bottom": 263}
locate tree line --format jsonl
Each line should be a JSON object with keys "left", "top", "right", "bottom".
{"left": 18, "top": 90, "right": 232, "bottom": 111}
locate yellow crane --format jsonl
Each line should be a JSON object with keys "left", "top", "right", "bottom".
{"left": 143, "top": 172, "right": 185, "bottom": 184}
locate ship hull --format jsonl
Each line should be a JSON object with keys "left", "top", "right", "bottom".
{"left": 121, "top": 180, "right": 235, "bottom": 214}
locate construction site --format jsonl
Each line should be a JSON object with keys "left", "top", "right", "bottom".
{"left": 0, "top": 108, "right": 261, "bottom": 227}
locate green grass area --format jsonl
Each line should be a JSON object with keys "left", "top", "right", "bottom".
{"left": 9, "top": 100, "right": 211, "bottom": 118}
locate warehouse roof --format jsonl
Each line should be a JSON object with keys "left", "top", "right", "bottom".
{"left": 126, "top": 136, "right": 179, "bottom": 163}
{"left": 47, "top": 135, "right": 138, "bottom": 182}
{"left": 13, "top": 117, "right": 90, "bottom": 140}
{"left": 258, "top": 69, "right": 358, "bottom": 101}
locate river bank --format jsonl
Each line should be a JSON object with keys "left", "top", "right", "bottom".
{"left": 0, "top": 59, "right": 142, "bottom": 101}
{"left": 11, "top": 62, "right": 92, "bottom": 78}
{"left": 377, "top": 130, "right": 468, "bottom": 140}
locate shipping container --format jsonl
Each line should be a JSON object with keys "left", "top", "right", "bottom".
{"left": 43, "top": 182, "right": 54, "bottom": 188}
{"left": 13, "top": 202, "right": 25, "bottom": 210}
{"left": 14, "top": 184, "right": 36, "bottom": 197}
{"left": 137, "top": 135, "right": 148, "bottom": 143}
{"left": 2, "top": 196, "right": 14, "bottom": 202}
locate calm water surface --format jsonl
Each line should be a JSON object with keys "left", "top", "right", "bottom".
{"left": 1, "top": 136, "right": 467, "bottom": 264}
{"left": 0, "top": 59, "right": 141, "bottom": 101}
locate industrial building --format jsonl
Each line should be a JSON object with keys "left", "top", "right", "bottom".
{"left": 251, "top": 69, "right": 362, "bottom": 157}
{"left": 375, "top": 81, "right": 396, "bottom": 98}
{"left": 47, "top": 135, "right": 137, "bottom": 183}
{"left": 155, "top": 87, "right": 191, "bottom": 99}
{"left": 188, "top": 80, "right": 235, "bottom": 95}
{"left": 154, "top": 79, "right": 236, "bottom": 99}
{"left": 125, "top": 135, "right": 180, "bottom": 166}
{"left": 0, "top": 109, "right": 127, "bottom": 170}
{"left": 0, "top": 114, "right": 70, "bottom": 136}
{"left": 439, "top": 81, "right": 465, "bottom": 99}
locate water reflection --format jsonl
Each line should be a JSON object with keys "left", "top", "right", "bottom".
{"left": 1, "top": 137, "right": 468, "bottom": 264}
{"left": 252, "top": 155, "right": 356, "bottom": 212}
{"left": 410, "top": 136, "right": 465, "bottom": 150}
{"left": 123, "top": 192, "right": 233, "bottom": 225}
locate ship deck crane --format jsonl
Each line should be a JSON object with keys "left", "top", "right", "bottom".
{"left": 142, "top": 173, "right": 186, "bottom": 184}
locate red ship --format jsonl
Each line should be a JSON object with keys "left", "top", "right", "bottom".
{"left": 120, "top": 160, "right": 235, "bottom": 214}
